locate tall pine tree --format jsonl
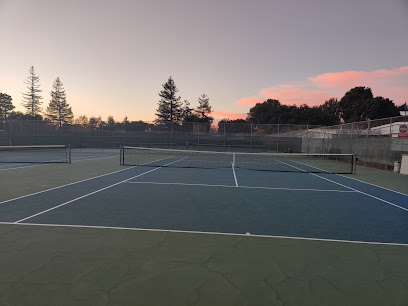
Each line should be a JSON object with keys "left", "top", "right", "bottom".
{"left": 22, "top": 66, "right": 43, "bottom": 117}
{"left": 46, "top": 77, "right": 73, "bottom": 127}
{"left": 195, "top": 94, "right": 213, "bottom": 122}
{"left": 0, "top": 93, "right": 15, "bottom": 120}
{"left": 155, "top": 76, "right": 183, "bottom": 124}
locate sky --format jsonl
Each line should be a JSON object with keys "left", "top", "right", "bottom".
{"left": 1, "top": 0, "right": 407, "bottom": 122}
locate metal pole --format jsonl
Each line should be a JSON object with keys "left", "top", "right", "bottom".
{"left": 171, "top": 121, "right": 174, "bottom": 149}
{"left": 101, "top": 123, "right": 104, "bottom": 152}
{"left": 68, "top": 144, "right": 71, "bottom": 164}
{"left": 197, "top": 122, "right": 200, "bottom": 150}
{"left": 9, "top": 119, "right": 12, "bottom": 145}
{"left": 306, "top": 124, "right": 309, "bottom": 153}
{"left": 34, "top": 119, "right": 37, "bottom": 145}
{"left": 277, "top": 124, "right": 279, "bottom": 152}
{"left": 322, "top": 128, "right": 325, "bottom": 154}
{"left": 367, "top": 120, "right": 370, "bottom": 137}
{"left": 389, "top": 118, "right": 392, "bottom": 137}
{"left": 250, "top": 123, "right": 253, "bottom": 152}
{"left": 147, "top": 122, "right": 150, "bottom": 147}
{"left": 223, "top": 123, "right": 226, "bottom": 151}
{"left": 124, "top": 121, "right": 126, "bottom": 146}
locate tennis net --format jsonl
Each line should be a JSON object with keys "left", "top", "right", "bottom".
{"left": 120, "top": 146, "right": 355, "bottom": 174}
{"left": 0, "top": 145, "right": 71, "bottom": 164}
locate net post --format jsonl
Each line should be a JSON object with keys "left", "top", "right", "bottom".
{"left": 352, "top": 154, "right": 357, "bottom": 174}
{"left": 232, "top": 153, "right": 235, "bottom": 168}
{"left": 68, "top": 144, "right": 71, "bottom": 164}
{"left": 120, "top": 145, "right": 123, "bottom": 165}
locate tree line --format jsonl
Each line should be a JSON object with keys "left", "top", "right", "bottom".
{"left": 222, "top": 86, "right": 405, "bottom": 127}
{"left": 0, "top": 72, "right": 215, "bottom": 131}
{"left": 0, "top": 66, "right": 73, "bottom": 127}
{"left": 1, "top": 69, "right": 406, "bottom": 131}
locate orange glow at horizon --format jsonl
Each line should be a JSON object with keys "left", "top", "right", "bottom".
{"left": 234, "top": 67, "right": 408, "bottom": 108}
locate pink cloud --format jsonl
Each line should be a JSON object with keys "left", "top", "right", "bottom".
{"left": 236, "top": 86, "right": 333, "bottom": 107}
{"left": 212, "top": 110, "right": 247, "bottom": 120}
{"left": 310, "top": 66, "right": 408, "bottom": 104}
{"left": 235, "top": 66, "right": 408, "bottom": 108}
{"left": 235, "top": 97, "right": 264, "bottom": 105}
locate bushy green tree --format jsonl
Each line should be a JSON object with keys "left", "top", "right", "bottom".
{"left": 369, "top": 97, "right": 400, "bottom": 119}
{"left": 106, "top": 115, "right": 115, "bottom": 130}
{"left": 248, "top": 99, "right": 340, "bottom": 125}
{"left": 339, "top": 87, "right": 399, "bottom": 122}
{"left": 0, "top": 93, "right": 15, "bottom": 120}
{"left": 339, "top": 87, "right": 374, "bottom": 122}
{"left": 74, "top": 115, "right": 89, "bottom": 127}
{"left": 89, "top": 116, "right": 102, "bottom": 129}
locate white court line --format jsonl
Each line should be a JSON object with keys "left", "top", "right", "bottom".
{"left": 232, "top": 165, "right": 238, "bottom": 187}
{"left": 14, "top": 157, "right": 188, "bottom": 224}
{"left": 0, "top": 163, "right": 48, "bottom": 171}
{"left": 0, "top": 166, "right": 137, "bottom": 205}
{"left": 338, "top": 173, "right": 408, "bottom": 197}
{"left": 284, "top": 160, "right": 408, "bottom": 197}
{"left": 0, "top": 155, "right": 177, "bottom": 206}
{"left": 125, "top": 181, "right": 356, "bottom": 193}
{"left": 71, "top": 155, "right": 116, "bottom": 162}
{"left": 0, "top": 221, "right": 407, "bottom": 247}
{"left": 278, "top": 159, "right": 408, "bottom": 213}
{"left": 0, "top": 155, "right": 175, "bottom": 205}
{"left": 309, "top": 173, "right": 408, "bottom": 212}
{"left": 0, "top": 155, "right": 115, "bottom": 171}
{"left": 0, "top": 163, "right": 23, "bottom": 168}
{"left": 0, "top": 163, "right": 26, "bottom": 169}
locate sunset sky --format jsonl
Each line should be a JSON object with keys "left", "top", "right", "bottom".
{"left": 1, "top": 0, "right": 407, "bottom": 122}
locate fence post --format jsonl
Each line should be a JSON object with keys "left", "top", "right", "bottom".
{"left": 223, "top": 123, "right": 226, "bottom": 151}
{"left": 276, "top": 124, "right": 280, "bottom": 152}
{"left": 124, "top": 122, "right": 126, "bottom": 146}
{"left": 367, "top": 120, "right": 370, "bottom": 137}
{"left": 171, "top": 121, "right": 174, "bottom": 149}
{"left": 197, "top": 122, "right": 200, "bottom": 149}
{"left": 101, "top": 123, "right": 104, "bottom": 152}
{"left": 306, "top": 124, "right": 309, "bottom": 153}
{"left": 72, "top": 125, "right": 74, "bottom": 148}
{"left": 389, "top": 118, "right": 392, "bottom": 137}
{"left": 57, "top": 126, "right": 60, "bottom": 145}
{"left": 147, "top": 122, "right": 150, "bottom": 147}
{"left": 9, "top": 119, "right": 12, "bottom": 145}
{"left": 250, "top": 123, "right": 253, "bottom": 152}
{"left": 321, "top": 128, "right": 325, "bottom": 154}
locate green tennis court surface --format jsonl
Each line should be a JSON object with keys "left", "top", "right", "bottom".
{"left": 1, "top": 150, "right": 408, "bottom": 305}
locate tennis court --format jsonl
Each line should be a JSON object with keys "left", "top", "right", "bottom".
{"left": 1, "top": 146, "right": 408, "bottom": 305}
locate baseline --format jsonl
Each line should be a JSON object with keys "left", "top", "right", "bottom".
{"left": 1, "top": 221, "right": 407, "bottom": 247}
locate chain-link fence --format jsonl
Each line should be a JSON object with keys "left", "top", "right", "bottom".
{"left": 1, "top": 115, "right": 407, "bottom": 169}
{"left": 304, "top": 115, "right": 408, "bottom": 170}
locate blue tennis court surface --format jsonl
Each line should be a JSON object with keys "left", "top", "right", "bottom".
{"left": 1, "top": 157, "right": 407, "bottom": 245}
